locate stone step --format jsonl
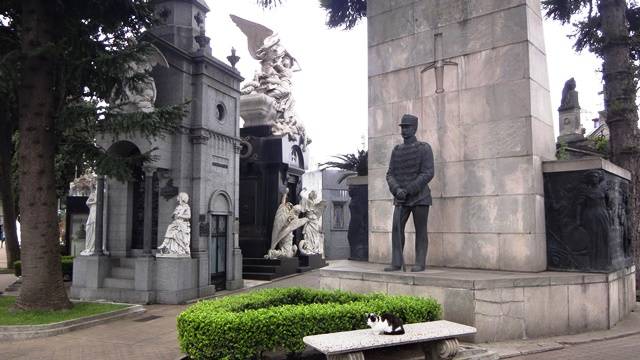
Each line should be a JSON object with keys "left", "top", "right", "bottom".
{"left": 242, "top": 265, "right": 278, "bottom": 273}
{"left": 118, "top": 258, "right": 136, "bottom": 269}
{"left": 243, "top": 258, "right": 287, "bottom": 266}
{"left": 103, "top": 277, "right": 135, "bottom": 290}
{"left": 242, "top": 272, "right": 278, "bottom": 281}
{"left": 111, "top": 267, "right": 134, "bottom": 280}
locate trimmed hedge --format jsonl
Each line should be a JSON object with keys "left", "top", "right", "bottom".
{"left": 14, "top": 256, "right": 74, "bottom": 279}
{"left": 177, "top": 287, "right": 441, "bottom": 360}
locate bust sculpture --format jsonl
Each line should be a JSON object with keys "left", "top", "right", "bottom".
{"left": 157, "top": 192, "right": 191, "bottom": 257}
{"left": 385, "top": 114, "right": 435, "bottom": 272}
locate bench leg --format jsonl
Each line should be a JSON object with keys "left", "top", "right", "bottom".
{"left": 327, "top": 351, "right": 365, "bottom": 360}
{"left": 421, "top": 338, "right": 459, "bottom": 360}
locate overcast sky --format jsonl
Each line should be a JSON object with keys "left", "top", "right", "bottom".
{"left": 205, "top": 1, "right": 603, "bottom": 169}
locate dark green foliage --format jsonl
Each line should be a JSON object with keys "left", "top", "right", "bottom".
{"left": 595, "top": 134, "right": 610, "bottom": 153}
{"left": 177, "top": 287, "right": 441, "bottom": 360}
{"left": 319, "top": 149, "right": 368, "bottom": 183}
{"left": 542, "top": 1, "right": 640, "bottom": 59}
{"left": 255, "top": 0, "right": 366, "bottom": 29}
{"left": 14, "top": 256, "right": 74, "bottom": 278}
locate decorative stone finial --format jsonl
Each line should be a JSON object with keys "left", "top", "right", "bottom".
{"left": 227, "top": 47, "right": 240, "bottom": 68}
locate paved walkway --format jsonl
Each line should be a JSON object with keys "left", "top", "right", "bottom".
{"left": 0, "top": 268, "right": 639, "bottom": 360}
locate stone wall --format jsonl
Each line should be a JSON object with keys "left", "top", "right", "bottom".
{"left": 368, "top": 0, "right": 555, "bottom": 271}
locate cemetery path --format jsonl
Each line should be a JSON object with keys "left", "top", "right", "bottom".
{"left": 0, "top": 304, "right": 185, "bottom": 360}
{"left": 0, "top": 271, "right": 321, "bottom": 360}
{"left": 512, "top": 333, "right": 640, "bottom": 360}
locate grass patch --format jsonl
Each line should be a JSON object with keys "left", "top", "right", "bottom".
{"left": 0, "top": 296, "right": 128, "bottom": 325}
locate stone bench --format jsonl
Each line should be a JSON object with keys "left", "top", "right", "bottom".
{"left": 303, "top": 320, "right": 476, "bottom": 360}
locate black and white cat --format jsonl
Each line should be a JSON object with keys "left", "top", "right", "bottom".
{"left": 366, "top": 312, "right": 405, "bottom": 335}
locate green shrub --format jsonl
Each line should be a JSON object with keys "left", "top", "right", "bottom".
{"left": 14, "top": 256, "right": 74, "bottom": 279}
{"left": 177, "top": 287, "right": 441, "bottom": 360}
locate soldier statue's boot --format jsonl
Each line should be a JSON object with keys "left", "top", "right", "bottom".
{"left": 411, "top": 265, "right": 425, "bottom": 272}
{"left": 384, "top": 265, "right": 402, "bottom": 272}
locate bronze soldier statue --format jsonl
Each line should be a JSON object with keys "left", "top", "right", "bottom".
{"left": 385, "top": 114, "right": 435, "bottom": 272}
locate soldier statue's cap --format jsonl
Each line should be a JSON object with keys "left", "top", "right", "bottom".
{"left": 399, "top": 114, "right": 419, "bottom": 127}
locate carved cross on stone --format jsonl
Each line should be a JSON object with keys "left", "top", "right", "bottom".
{"left": 421, "top": 33, "right": 457, "bottom": 94}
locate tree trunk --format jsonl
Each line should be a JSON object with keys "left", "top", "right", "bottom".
{"left": 0, "top": 119, "right": 20, "bottom": 269}
{"left": 15, "top": 0, "right": 72, "bottom": 310}
{"left": 598, "top": 0, "right": 640, "bottom": 287}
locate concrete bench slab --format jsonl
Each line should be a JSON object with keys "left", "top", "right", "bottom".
{"left": 303, "top": 320, "right": 476, "bottom": 360}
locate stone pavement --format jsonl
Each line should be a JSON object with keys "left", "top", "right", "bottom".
{"left": 1, "top": 268, "right": 639, "bottom": 360}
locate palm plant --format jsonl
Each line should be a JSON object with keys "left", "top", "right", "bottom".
{"left": 319, "top": 149, "right": 367, "bottom": 183}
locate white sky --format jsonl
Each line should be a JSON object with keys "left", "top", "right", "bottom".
{"left": 205, "top": 1, "right": 604, "bottom": 169}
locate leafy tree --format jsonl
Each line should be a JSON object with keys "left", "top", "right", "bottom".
{"left": 0, "top": 0, "right": 186, "bottom": 310}
{"left": 0, "top": 20, "right": 20, "bottom": 269}
{"left": 256, "top": 0, "right": 366, "bottom": 29}
{"left": 543, "top": 0, "right": 640, "bottom": 278}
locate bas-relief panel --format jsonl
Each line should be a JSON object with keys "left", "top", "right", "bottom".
{"left": 544, "top": 169, "right": 633, "bottom": 272}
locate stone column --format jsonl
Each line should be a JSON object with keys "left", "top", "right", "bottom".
{"left": 94, "top": 175, "right": 105, "bottom": 256}
{"left": 142, "top": 166, "right": 155, "bottom": 256}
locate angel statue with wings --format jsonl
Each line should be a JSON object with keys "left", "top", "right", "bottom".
{"left": 265, "top": 189, "right": 309, "bottom": 259}
{"left": 230, "top": 15, "right": 310, "bottom": 149}
{"left": 298, "top": 189, "right": 327, "bottom": 256}
{"left": 110, "top": 42, "right": 169, "bottom": 113}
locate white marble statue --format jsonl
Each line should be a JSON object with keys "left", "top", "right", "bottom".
{"left": 157, "top": 192, "right": 191, "bottom": 257}
{"left": 111, "top": 42, "right": 169, "bottom": 113}
{"left": 230, "top": 15, "right": 310, "bottom": 148}
{"left": 298, "top": 190, "right": 327, "bottom": 256}
{"left": 80, "top": 188, "right": 97, "bottom": 256}
{"left": 266, "top": 189, "right": 308, "bottom": 259}
{"left": 69, "top": 171, "right": 97, "bottom": 197}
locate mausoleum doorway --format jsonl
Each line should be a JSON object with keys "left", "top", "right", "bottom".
{"left": 209, "top": 191, "right": 232, "bottom": 290}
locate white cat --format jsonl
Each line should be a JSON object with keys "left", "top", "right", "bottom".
{"left": 366, "top": 312, "right": 405, "bottom": 335}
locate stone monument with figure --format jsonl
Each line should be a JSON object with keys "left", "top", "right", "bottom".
{"left": 384, "top": 114, "right": 434, "bottom": 272}
{"left": 157, "top": 192, "right": 191, "bottom": 257}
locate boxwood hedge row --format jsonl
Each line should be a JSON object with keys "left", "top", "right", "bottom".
{"left": 177, "top": 287, "right": 441, "bottom": 360}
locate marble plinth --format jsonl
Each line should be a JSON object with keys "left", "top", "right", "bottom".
{"left": 320, "top": 260, "right": 636, "bottom": 342}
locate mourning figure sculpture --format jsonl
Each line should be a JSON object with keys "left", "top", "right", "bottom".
{"left": 110, "top": 42, "right": 169, "bottom": 114}
{"left": 266, "top": 189, "right": 308, "bottom": 259}
{"left": 385, "top": 114, "right": 435, "bottom": 272}
{"left": 576, "top": 170, "right": 610, "bottom": 269}
{"left": 559, "top": 77, "right": 580, "bottom": 111}
{"left": 157, "top": 192, "right": 191, "bottom": 256}
{"left": 298, "top": 189, "right": 327, "bottom": 256}
{"left": 80, "top": 186, "right": 97, "bottom": 256}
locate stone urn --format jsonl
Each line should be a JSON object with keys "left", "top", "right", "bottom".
{"left": 346, "top": 176, "right": 368, "bottom": 261}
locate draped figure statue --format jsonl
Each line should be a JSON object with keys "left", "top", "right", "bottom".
{"left": 157, "top": 192, "right": 191, "bottom": 257}
{"left": 298, "top": 190, "right": 327, "bottom": 256}
{"left": 265, "top": 189, "right": 308, "bottom": 259}
{"left": 80, "top": 189, "right": 97, "bottom": 256}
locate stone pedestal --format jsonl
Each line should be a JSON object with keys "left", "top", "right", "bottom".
{"left": 71, "top": 256, "right": 110, "bottom": 289}
{"left": 239, "top": 95, "right": 307, "bottom": 259}
{"left": 155, "top": 257, "right": 201, "bottom": 303}
{"left": 543, "top": 158, "right": 633, "bottom": 272}
{"left": 320, "top": 260, "right": 636, "bottom": 342}
{"left": 240, "top": 93, "right": 277, "bottom": 127}
{"left": 558, "top": 108, "right": 583, "bottom": 144}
